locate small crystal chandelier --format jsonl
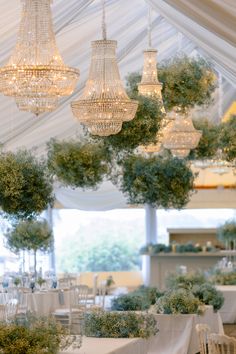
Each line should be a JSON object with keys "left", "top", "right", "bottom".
{"left": 138, "top": 8, "right": 165, "bottom": 110}
{"left": 163, "top": 108, "right": 202, "bottom": 158}
{"left": 71, "top": 0, "right": 138, "bottom": 136}
{"left": 0, "top": 0, "right": 79, "bottom": 115}
{"left": 139, "top": 7, "right": 167, "bottom": 154}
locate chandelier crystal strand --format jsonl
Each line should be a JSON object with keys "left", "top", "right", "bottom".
{"left": 163, "top": 108, "right": 202, "bottom": 158}
{"left": 0, "top": 0, "right": 79, "bottom": 115}
{"left": 71, "top": 0, "right": 138, "bottom": 136}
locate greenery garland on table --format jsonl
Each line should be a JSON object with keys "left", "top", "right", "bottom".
{"left": 120, "top": 154, "right": 195, "bottom": 208}
{"left": 84, "top": 311, "right": 158, "bottom": 339}
{"left": 111, "top": 286, "right": 162, "bottom": 311}
{"left": 139, "top": 242, "right": 210, "bottom": 254}
{"left": 0, "top": 150, "right": 53, "bottom": 220}
{"left": 210, "top": 270, "right": 236, "bottom": 285}
{"left": 5, "top": 219, "right": 53, "bottom": 276}
{"left": 192, "top": 283, "right": 224, "bottom": 311}
{"left": 47, "top": 139, "right": 110, "bottom": 189}
{"left": 0, "top": 315, "right": 72, "bottom": 354}
{"left": 155, "top": 288, "right": 203, "bottom": 315}
{"left": 165, "top": 272, "right": 207, "bottom": 290}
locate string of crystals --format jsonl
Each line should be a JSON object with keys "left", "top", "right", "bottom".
{"left": 71, "top": 0, "right": 138, "bottom": 136}
{"left": 139, "top": 7, "right": 172, "bottom": 154}
{"left": 163, "top": 107, "right": 202, "bottom": 158}
{"left": 0, "top": 0, "right": 79, "bottom": 115}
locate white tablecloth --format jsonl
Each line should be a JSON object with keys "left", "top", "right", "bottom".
{"left": 148, "top": 306, "right": 223, "bottom": 354}
{"left": 26, "top": 290, "right": 71, "bottom": 315}
{"left": 216, "top": 285, "right": 236, "bottom": 323}
{"left": 60, "top": 337, "right": 148, "bottom": 354}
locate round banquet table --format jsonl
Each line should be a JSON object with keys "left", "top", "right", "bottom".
{"left": 216, "top": 285, "right": 236, "bottom": 323}
{"left": 148, "top": 305, "right": 223, "bottom": 354}
{"left": 26, "top": 289, "right": 71, "bottom": 315}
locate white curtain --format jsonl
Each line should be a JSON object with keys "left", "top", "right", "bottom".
{"left": 146, "top": 0, "right": 236, "bottom": 86}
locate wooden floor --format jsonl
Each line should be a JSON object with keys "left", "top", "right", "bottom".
{"left": 224, "top": 324, "right": 236, "bottom": 338}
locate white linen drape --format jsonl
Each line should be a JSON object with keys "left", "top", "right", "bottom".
{"left": 146, "top": 0, "right": 236, "bottom": 86}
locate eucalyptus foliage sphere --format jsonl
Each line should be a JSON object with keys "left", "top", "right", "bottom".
{"left": 121, "top": 154, "right": 195, "bottom": 208}
{"left": 158, "top": 56, "right": 216, "bottom": 112}
{"left": 0, "top": 150, "right": 53, "bottom": 219}
{"left": 189, "top": 118, "right": 220, "bottom": 160}
{"left": 219, "top": 115, "right": 236, "bottom": 162}
{"left": 47, "top": 140, "right": 110, "bottom": 189}
{"left": 92, "top": 94, "right": 164, "bottom": 153}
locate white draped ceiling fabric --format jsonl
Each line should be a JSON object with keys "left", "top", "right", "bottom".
{"left": 0, "top": 0, "right": 235, "bottom": 210}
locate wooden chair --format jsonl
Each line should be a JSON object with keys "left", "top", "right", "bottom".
{"left": 196, "top": 323, "right": 211, "bottom": 354}
{"left": 87, "top": 274, "right": 98, "bottom": 305}
{"left": 53, "top": 286, "right": 88, "bottom": 334}
{"left": 208, "top": 334, "right": 236, "bottom": 354}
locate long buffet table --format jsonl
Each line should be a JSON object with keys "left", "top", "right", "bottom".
{"left": 60, "top": 337, "right": 148, "bottom": 354}
{"left": 149, "top": 306, "right": 223, "bottom": 354}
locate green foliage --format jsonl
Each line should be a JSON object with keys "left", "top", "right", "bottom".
{"left": 175, "top": 242, "right": 202, "bottom": 253}
{"left": 165, "top": 272, "right": 207, "bottom": 290}
{"left": 133, "top": 286, "right": 163, "bottom": 305}
{"left": 155, "top": 288, "right": 203, "bottom": 314}
{"left": 121, "top": 154, "right": 194, "bottom": 208}
{"left": 111, "top": 294, "right": 150, "bottom": 311}
{"left": 190, "top": 119, "right": 221, "bottom": 159}
{"left": 47, "top": 139, "right": 110, "bottom": 189}
{"left": 217, "top": 219, "right": 236, "bottom": 244}
{"left": 126, "top": 72, "right": 142, "bottom": 95}
{"left": 92, "top": 94, "right": 164, "bottom": 154}
{"left": 192, "top": 283, "right": 224, "bottom": 311}
{"left": 0, "top": 315, "right": 68, "bottom": 354}
{"left": 211, "top": 271, "right": 236, "bottom": 285}
{"left": 84, "top": 311, "right": 158, "bottom": 339}
{"left": 56, "top": 217, "right": 143, "bottom": 273}
{"left": 5, "top": 219, "right": 53, "bottom": 254}
{"left": 219, "top": 116, "right": 236, "bottom": 162}
{"left": 0, "top": 150, "right": 53, "bottom": 219}
{"left": 158, "top": 56, "right": 216, "bottom": 112}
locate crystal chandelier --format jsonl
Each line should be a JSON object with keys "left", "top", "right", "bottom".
{"left": 71, "top": 0, "right": 138, "bottom": 136}
{"left": 0, "top": 0, "right": 79, "bottom": 115}
{"left": 139, "top": 8, "right": 167, "bottom": 154}
{"left": 163, "top": 108, "right": 202, "bottom": 158}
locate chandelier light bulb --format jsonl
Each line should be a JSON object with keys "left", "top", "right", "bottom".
{"left": 0, "top": 0, "right": 79, "bottom": 115}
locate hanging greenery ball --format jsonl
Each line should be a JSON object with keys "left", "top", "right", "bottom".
{"left": 0, "top": 150, "right": 54, "bottom": 219}
{"left": 158, "top": 56, "right": 217, "bottom": 112}
{"left": 103, "top": 94, "right": 163, "bottom": 152}
{"left": 90, "top": 94, "right": 164, "bottom": 153}
{"left": 47, "top": 140, "right": 110, "bottom": 189}
{"left": 120, "top": 154, "right": 195, "bottom": 208}
{"left": 219, "top": 116, "right": 236, "bottom": 162}
{"left": 189, "top": 118, "right": 221, "bottom": 160}
{"left": 217, "top": 219, "right": 236, "bottom": 244}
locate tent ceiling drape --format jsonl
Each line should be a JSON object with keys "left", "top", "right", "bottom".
{"left": 0, "top": 0, "right": 235, "bottom": 210}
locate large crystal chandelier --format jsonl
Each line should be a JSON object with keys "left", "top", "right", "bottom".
{"left": 0, "top": 0, "right": 79, "bottom": 115}
{"left": 71, "top": 0, "right": 138, "bottom": 136}
{"left": 163, "top": 108, "right": 202, "bottom": 158}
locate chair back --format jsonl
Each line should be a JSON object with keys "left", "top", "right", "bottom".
{"left": 70, "top": 285, "right": 89, "bottom": 308}
{"left": 58, "top": 278, "right": 70, "bottom": 289}
{"left": 208, "top": 333, "right": 236, "bottom": 354}
{"left": 196, "top": 323, "right": 211, "bottom": 354}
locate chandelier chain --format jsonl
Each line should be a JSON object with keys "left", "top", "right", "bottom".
{"left": 148, "top": 7, "right": 152, "bottom": 48}
{"left": 101, "top": 0, "right": 107, "bottom": 40}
